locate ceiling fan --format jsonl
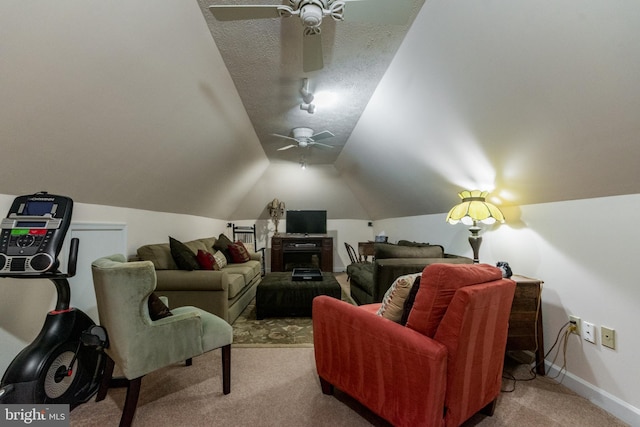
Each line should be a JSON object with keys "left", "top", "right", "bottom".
{"left": 272, "top": 127, "right": 335, "bottom": 150}
{"left": 208, "top": 0, "right": 417, "bottom": 71}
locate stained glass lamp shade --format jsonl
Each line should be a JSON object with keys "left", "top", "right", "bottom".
{"left": 446, "top": 190, "right": 505, "bottom": 263}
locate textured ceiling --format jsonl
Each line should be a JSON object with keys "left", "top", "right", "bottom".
{"left": 197, "top": 0, "right": 425, "bottom": 165}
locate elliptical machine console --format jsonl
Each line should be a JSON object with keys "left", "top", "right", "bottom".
{"left": 0, "top": 192, "right": 73, "bottom": 274}
{"left": 0, "top": 192, "right": 105, "bottom": 407}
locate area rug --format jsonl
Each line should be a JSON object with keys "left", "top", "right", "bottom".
{"left": 231, "top": 299, "right": 314, "bottom": 347}
{"left": 231, "top": 272, "right": 351, "bottom": 347}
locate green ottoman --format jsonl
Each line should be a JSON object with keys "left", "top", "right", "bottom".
{"left": 256, "top": 272, "right": 341, "bottom": 319}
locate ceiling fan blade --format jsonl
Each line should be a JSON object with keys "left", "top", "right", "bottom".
{"left": 312, "top": 142, "right": 334, "bottom": 149}
{"left": 342, "top": 0, "right": 416, "bottom": 25}
{"left": 311, "top": 130, "right": 335, "bottom": 141}
{"left": 271, "top": 133, "right": 299, "bottom": 143}
{"left": 277, "top": 144, "right": 298, "bottom": 151}
{"left": 209, "top": 5, "right": 283, "bottom": 21}
{"left": 302, "top": 32, "right": 324, "bottom": 72}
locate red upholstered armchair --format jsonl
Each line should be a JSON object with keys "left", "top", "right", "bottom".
{"left": 312, "top": 263, "right": 516, "bottom": 427}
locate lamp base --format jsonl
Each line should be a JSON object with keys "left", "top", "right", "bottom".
{"left": 468, "top": 226, "right": 482, "bottom": 264}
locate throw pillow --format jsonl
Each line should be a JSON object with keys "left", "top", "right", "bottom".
{"left": 213, "top": 250, "right": 227, "bottom": 269}
{"left": 196, "top": 249, "right": 216, "bottom": 270}
{"left": 148, "top": 293, "right": 172, "bottom": 321}
{"left": 227, "top": 241, "right": 251, "bottom": 263}
{"left": 376, "top": 272, "right": 422, "bottom": 323}
{"left": 169, "top": 236, "right": 200, "bottom": 271}
{"left": 213, "top": 233, "right": 234, "bottom": 263}
{"left": 400, "top": 275, "right": 422, "bottom": 325}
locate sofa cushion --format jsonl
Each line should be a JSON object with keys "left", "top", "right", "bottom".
{"left": 137, "top": 243, "right": 176, "bottom": 270}
{"left": 398, "top": 240, "right": 432, "bottom": 247}
{"left": 347, "top": 263, "right": 374, "bottom": 295}
{"left": 184, "top": 239, "right": 209, "bottom": 255}
{"left": 406, "top": 263, "right": 503, "bottom": 337}
{"left": 169, "top": 237, "right": 200, "bottom": 271}
{"left": 376, "top": 273, "right": 421, "bottom": 323}
{"left": 374, "top": 243, "right": 444, "bottom": 259}
{"left": 228, "top": 241, "right": 251, "bottom": 263}
{"left": 226, "top": 273, "right": 247, "bottom": 300}
{"left": 198, "top": 236, "right": 218, "bottom": 252}
{"left": 223, "top": 260, "right": 261, "bottom": 285}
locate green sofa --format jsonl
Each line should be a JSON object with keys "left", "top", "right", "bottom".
{"left": 136, "top": 236, "right": 261, "bottom": 324}
{"left": 346, "top": 241, "right": 473, "bottom": 305}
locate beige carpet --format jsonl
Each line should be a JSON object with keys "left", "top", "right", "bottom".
{"left": 69, "top": 347, "right": 627, "bottom": 427}
{"left": 69, "top": 274, "right": 627, "bottom": 426}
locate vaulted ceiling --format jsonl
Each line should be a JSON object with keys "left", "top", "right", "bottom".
{"left": 1, "top": 1, "right": 639, "bottom": 221}
{"left": 197, "top": 0, "right": 425, "bottom": 165}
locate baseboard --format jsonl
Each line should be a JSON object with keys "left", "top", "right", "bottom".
{"left": 546, "top": 362, "right": 640, "bottom": 426}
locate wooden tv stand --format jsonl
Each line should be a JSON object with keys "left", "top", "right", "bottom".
{"left": 271, "top": 235, "right": 333, "bottom": 272}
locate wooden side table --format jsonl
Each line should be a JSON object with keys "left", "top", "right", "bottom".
{"left": 507, "top": 275, "right": 545, "bottom": 375}
{"left": 357, "top": 241, "right": 375, "bottom": 262}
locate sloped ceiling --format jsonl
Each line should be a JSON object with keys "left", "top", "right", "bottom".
{"left": 336, "top": 0, "right": 640, "bottom": 219}
{"left": 1, "top": 1, "right": 640, "bottom": 222}
{"left": 0, "top": 1, "right": 269, "bottom": 219}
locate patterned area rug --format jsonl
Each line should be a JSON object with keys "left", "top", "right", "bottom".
{"left": 231, "top": 272, "right": 352, "bottom": 347}
{"left": 232, "top": 300, "right": 314, "bottom": 347}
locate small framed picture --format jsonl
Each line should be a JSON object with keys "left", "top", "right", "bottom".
{"left": 374, "top": 235, "right": 388, "bottom": 243}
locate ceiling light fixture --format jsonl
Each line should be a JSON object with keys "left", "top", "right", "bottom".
{"left": 300, "top": 78, "right": 315, "bottom": 114}
{"left": 299, "top": 156, "right": 308, "bottom": 169}
{"left": 300, "top": 103, "right": 316, "bottom": 114}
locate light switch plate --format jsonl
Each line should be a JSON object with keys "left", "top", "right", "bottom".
{"left": 583, "top": 321, "right": 596, "bottom": 344}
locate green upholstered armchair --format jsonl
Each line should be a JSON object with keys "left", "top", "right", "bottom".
{"left": 91, "top": 254, "right": 233, "bottom": 427}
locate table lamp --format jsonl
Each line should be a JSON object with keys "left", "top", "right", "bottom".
{"left": 446, "top": 190, "right": 505, "bottom": 263}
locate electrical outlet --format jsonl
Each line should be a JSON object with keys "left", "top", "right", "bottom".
{"left": 569, "top": 315, "right": 581, "bottom": 335}
{"left": 583, "top": 321, "right": 596, "bottom": 344}
{"left": 602, "top": 326, "right": 616, "bottom": 349}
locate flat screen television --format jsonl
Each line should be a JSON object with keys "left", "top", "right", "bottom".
{"left": 286, "top": 210, "right": 327, "bottom": 234}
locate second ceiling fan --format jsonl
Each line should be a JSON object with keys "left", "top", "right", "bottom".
{"left": 272, "top": 127, "right": 335, "bottom": 150}
{"left": 208, "top": 0, "right": 417, "bottom": 71}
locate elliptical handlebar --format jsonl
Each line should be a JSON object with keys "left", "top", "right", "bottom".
{"left": 67, "top": 237, "right": 79, "bottom": 278}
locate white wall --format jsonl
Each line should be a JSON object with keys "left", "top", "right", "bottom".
{"left": 374, "top": 194, "right": 640, "bottom": 425}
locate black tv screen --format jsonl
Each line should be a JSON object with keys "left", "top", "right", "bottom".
{"left": 286, "top": 210, "right": 327, "bottom": 234}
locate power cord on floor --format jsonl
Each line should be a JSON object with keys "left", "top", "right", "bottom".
{"left": 501, "top": 321, "right": 571, "bottom": 392}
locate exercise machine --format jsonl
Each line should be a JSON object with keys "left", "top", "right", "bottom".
{"left": 0, "top": 192, "right": 105, "bottom": 407}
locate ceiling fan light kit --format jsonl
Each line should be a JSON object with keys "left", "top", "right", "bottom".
{"left": 208, "top": 0, "right": 414, "bottom": 71}
{"left": 272, "top": 127, "right": 336, "bottom": 152}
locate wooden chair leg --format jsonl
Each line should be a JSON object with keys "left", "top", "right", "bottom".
{"left": 221, "top": 344, "right": 231, "bottom": 395}
{"left": 319, "top": 376, "right": 334, "bottom": 395}
{"left": 119, "top": 377, "right": 142, "bottom": 427}
{"left": 96, "top": 355, "right": 115, "bottom": 402}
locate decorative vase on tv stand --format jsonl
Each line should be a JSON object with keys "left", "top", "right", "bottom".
{"left": 268, "top": 198, "right": 285, "bottom": 234}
